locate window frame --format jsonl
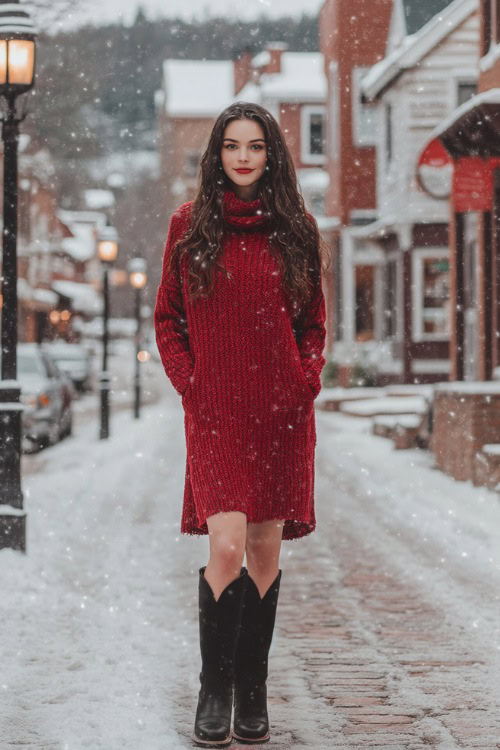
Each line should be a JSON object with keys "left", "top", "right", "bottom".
{"left": 454, "top": 77, "right": 478, "bottom": 108}
{"left": 184, "top": 149, "right": 201, "bottom": 178}
{"left": 385, "top": 102, "right": 393, "bottom": 165}
{"left": 411, "top": 247, "right": 451, "bottom": 343}
{"left": 300, "top": 104, "right": 326, "bottom": 165}
{"left": 351, "top": 66, "right": 379, "bottom": 147}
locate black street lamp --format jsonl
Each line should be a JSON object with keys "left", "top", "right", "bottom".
{"left": 0, "top": 0, "right": 37, "bottom": 553}
{"left": 97, "top": 225, "right": 118, "bottom": 440}
{"left": 127, "top": 257, "right": 147, "bottom": 419}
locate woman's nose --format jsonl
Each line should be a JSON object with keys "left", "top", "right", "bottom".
{"left": 238, "top": 149, "right": 249, "bottom": 162}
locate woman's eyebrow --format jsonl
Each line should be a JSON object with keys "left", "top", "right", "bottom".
{"left": 223, "top": 138, "right": 266, "bottom": 143}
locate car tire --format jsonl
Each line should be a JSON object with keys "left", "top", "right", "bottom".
{"left": 48, "top": 420, "right": 60, "bottom": 446}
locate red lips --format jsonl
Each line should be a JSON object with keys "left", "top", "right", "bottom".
{"left": 235, "top": 168, "right": 254, "bottom": 174}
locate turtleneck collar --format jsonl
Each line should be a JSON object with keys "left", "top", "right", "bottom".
{"left": 222, "top": 189, "right": 271, "bottom": 232}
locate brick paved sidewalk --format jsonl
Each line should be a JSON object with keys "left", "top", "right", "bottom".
{"left": 256, "top": 412, "right": 500, "bottom": 749}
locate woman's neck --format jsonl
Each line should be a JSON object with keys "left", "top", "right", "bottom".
{"left": 229, "top": 180, "right": 259, "bottom": 202}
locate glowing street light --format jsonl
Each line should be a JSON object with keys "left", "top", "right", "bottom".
{"left": 97, "top": 225, "right": 119, "bottom": 439}
{"left": 0, "top": 0, "right": 37, "bottom": 553}
{"left": 127, "top": 257, "right": 147, "bottom": 419}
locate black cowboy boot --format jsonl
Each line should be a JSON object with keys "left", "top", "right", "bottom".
{"left": 232, "top": 570, "right": 282, "bottom": 744}
{"left": 193, "top": 566, "right": 248, "bottom": 748}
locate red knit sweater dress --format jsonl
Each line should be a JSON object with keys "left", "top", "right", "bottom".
{"left": 154, "top": 189, "right": 326, "bottom": 541}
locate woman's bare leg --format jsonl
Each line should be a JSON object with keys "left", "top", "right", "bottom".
{"left": 245, "top": 519, "right": 285, "bottom": 598}
{"left": 204, "top": 510, "right": 247, "bottom": 601}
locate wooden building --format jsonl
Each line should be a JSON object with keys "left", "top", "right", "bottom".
{"left": 416, "top": 0, "right": 500, "bottom": 485}
{"left": 319, "top": 0, "right": 394, "bottom": 381}
{"left": 361, "top": 0, "right": 479, "bottom": 384}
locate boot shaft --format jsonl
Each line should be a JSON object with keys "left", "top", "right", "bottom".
{"left": 235, "top": 570, "right": 282, "bottom": 683}
{"left": 198, "top": 566, "right": 248, "bottom": 680}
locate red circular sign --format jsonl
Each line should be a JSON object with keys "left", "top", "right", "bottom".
{"left": 417, "top": 138, "right": 453, "bottom": 199}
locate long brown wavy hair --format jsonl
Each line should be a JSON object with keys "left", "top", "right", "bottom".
{"left": 170, "top": 101, "right": 331, "bottom": 320}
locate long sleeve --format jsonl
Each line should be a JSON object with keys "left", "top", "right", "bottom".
{"left": 154, "top": 206, "right": 194, "bottom": 396}
{"left": 297, "top": 275, "right": 327, "bottom": 398}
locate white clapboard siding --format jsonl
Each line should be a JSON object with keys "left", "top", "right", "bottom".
{"left": 377, "top": 9, "right": 479, "bottom": 225}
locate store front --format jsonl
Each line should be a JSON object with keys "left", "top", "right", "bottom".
{"left": 418, "top": 90, "right": 500, "bottom": 381}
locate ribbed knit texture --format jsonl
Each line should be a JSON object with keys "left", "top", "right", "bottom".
{"left": 154, "top": 190, "right": 326, "bottom": 540}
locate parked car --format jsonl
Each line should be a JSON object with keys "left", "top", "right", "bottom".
{"left": 3, "top": 343, "right": 75, "bottom": 450}
{"left": 41, "top": 341, "right": 93, "bottom": 392}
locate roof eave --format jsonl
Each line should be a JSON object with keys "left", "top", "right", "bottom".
{"left": 431, "top": 88, "right": 500, "bottom": 158}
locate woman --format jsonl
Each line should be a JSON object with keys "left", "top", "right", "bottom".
{"left": 154, "top": 102, "right": 329, "bottom": 747}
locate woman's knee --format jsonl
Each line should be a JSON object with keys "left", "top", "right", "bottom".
{"left": 206, "top": 511, "right": 247, "bottom": 569}
{"left": 245, "top": 519, "right": 284, "bottom": 572}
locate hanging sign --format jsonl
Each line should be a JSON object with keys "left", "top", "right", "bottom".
{"left": 416, "top": 138, "right": 453, "bottom": 199}
{"left": 453, "top": 157, "right": 493, "bottom": 212}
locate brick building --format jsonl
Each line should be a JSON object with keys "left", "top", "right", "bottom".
{"left": 319, "top": 0, "right": 393, "bottom": 380}
{"left": 0, "top": 138, "right": 106, "bottom": 343}
{"left": 156, "top": 59, "right": 235, "bottom": 210}
{"left": 156, "top": 43, "right": 331, "bottom": 219}
{"left": 156, "top": 44, "right": 333, "bottom": 347}
{"left": 361, "top": 0, "right": 479, "bottom": 384}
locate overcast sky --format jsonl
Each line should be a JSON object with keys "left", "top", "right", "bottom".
{"left": 62, "top": 0, "right": 324, "bottom": 29}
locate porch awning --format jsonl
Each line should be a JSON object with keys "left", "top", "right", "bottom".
{"left": 349, "top": 215, "right": 398, "bottom": 240}
{"left": 429, "top": 88, "right": 500, "bottom": 159}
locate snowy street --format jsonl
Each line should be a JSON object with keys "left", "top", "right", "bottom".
{"left": 2, "top": 363, "right": 500, "bottom": 749}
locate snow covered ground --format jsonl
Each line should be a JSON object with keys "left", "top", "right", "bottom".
{"left": 2, "top": 367, "right": 500, "bottom": 748}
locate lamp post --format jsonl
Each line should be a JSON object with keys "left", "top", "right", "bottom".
{"left": 0, "top": 0, "right": 37, "bottom": 553}
{"left": 127, "top": 257, "right": 147, "bottom": 419}
{"left": 97, "top": 225, "right": 118, "bottom": 440}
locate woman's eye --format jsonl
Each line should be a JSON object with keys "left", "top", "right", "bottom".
{"left": 251, "top": 145, "right": 263, "bottom": 150}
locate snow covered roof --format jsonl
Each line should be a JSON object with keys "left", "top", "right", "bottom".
{"left": 33, "top": 288, "right": 58, "bottom": 306}
{"left": 162, "top": 60, "right": 235, "bottom": 117}
{"left": 252, "top": 50, "right": 271, "bottom": 68}
{"left": 362, "top": 0, "right": 477, "bottom": 101}
{"left": 297, "top": 168, "right": 330, "bottom": 191}
{"left": 237, "top": 52, "right": 326, "bottom": 104}
{"left": 84, "top": 189, "right": 115, "bottom": 210}
{"left": 52, "top": 280, "right": 103, "bottom": 315}
{"left": 435, "top": 380, "right": 500, "bottom": 394}
{"left": 57, "top": 210, "right": 108, "bottom": 263}
{"left": 58, "top": 210, "right": 108, "bottom": 227}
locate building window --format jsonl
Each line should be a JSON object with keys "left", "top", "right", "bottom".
{"left": 463, "top": 212, "right": 479, "bottom": 380}
{"left": 352, "top": 67, "right": 378, "bottom": 147}
{"left": 412, "top": 249, "right": 450, "bottom": 342}
{"left": 457, "top": 80, "right": 478, "bottom": 106}
{"left": 384, "top": 258, "right": 398, "bottom": 339}
{"left": 355, "top": 265, "right": 375, "bottom": 342}
{"left": 184, "top": 150, "right": 201, "bottom": 177}
{"left": 385, "top": 103, "right": 393, "bottom": 165}
{"left": 301, "top": 105, "right": 326, "bottom": 164}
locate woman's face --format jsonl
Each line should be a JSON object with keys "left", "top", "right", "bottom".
{"left": 221, "top": 119, "right": 267, "bottom": 195}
